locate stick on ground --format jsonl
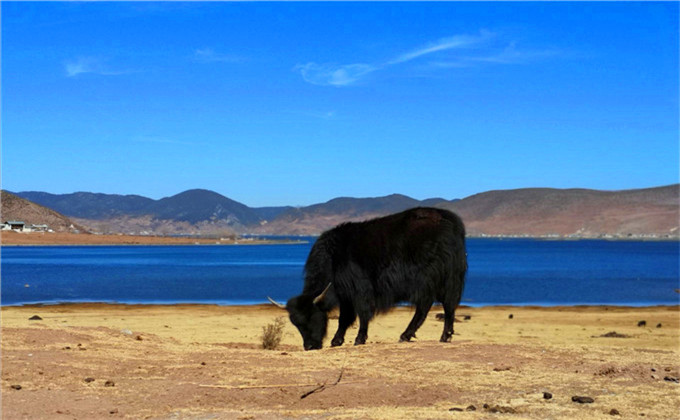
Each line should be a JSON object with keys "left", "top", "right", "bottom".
{"left": 300, "top": 367, "right": 345, "bottom": 399}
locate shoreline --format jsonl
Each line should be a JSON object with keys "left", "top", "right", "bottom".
{"left": 1, "top": 230, "right": 677, "bottom": 246}
{"left": 0, "top": 241, "right": 307, "bottom": 247}
{"left": 3, "top": 301, "right": 679, "bottom": 309}
{"left": 0, "top": 230, "right": 307, "bottom": 246}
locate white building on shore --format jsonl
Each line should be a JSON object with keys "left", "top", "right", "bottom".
{"left": 1, "top": 221, "right": 52, "bottom": 232}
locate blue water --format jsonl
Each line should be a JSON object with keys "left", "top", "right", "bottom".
{"left": 1, "top": 239, "right": 678, "bottom": 307}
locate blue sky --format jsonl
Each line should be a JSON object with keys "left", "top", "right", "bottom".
{"left": 2, "top": 2, "right": 678, "bottom": 207}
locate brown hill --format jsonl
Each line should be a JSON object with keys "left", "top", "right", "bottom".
{"left": 252, "top": 194, "right": 435, "bottom": 235}
{"left": 254, "top": 185, "right": 679, "bottom": 238}
{"left": 7, "top": 185, "right": 678, "bottom": 239}
{"left": 439, "top": 184, "right": 679, "bottom": 238}
{"left": 1, "top": 190, "right": 89, "bottom": 233}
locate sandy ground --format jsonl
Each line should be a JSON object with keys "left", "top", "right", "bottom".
{"left": 2, "top": 304, "right": 678, "bottom": 419}
{"left": 0, "top": 231, "right": 300, "bottom": 246}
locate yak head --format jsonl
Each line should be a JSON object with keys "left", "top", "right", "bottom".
{"left": 268, "top": 283, "right": 331, "bottom": 351}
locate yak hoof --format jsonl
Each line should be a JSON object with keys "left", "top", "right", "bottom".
{"left": 440, "top": 333, "right": 453, "bottom": 343}
{"left": 331, "top": 337, "right": 344, "bottom": 347}
{"left": 399, "top": 332, "right": 415, "bottom": 342}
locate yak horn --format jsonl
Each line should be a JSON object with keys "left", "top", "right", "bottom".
{"left": 312, "top": 283, "right": 332, "bottom": 305}
{"left": 267, "top": 296, "right": 286, "bottom": 309}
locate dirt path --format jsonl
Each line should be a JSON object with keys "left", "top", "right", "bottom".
{"left": 2, "top": 305, "right": 678, "bottom": 419}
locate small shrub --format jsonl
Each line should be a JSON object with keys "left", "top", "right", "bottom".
{"left": 261, "top": 317, "right": 286, "bottom": 350}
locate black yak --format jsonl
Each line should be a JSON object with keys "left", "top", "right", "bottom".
{"left": 269, "top": 207, "right": 467, "bottom": 350}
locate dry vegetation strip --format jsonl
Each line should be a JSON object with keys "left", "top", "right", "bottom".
{"left": 0, "top": 231, "right": 298, "bottom": 246}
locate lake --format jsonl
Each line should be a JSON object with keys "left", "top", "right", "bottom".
{"left": 1, "top": 239, "right": 678, "bottom": 306}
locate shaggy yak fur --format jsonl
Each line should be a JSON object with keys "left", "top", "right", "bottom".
{"left": 274, "top": 207, "right": 467, "bottom": 350}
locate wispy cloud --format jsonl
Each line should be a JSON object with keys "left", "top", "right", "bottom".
{"left": 295, "top": 63, "right": 377, "bottom": 87}
{"left": 479, "top": 43, "right": 559, "bottom": 64}
{"left": 294, "top": 31, "right": 490, "bottom": 87}
{"left": 387, "top": 32, "right": 492, "bottom": 65}
{"left": 64, "top": 57, "right": 102, "bottom": 77}
{"left": 295, "top": 33, "right": 488, "bottom": 87}
{"left": 296, "top": 31, "right": 558, "bottom": 87}
{"left": 193, "top": 48, "right": 244, "bottom": 64}
{"left": 64, "top": 56, "right": 133, "bottom": 77}
{"left": 433, "top": 42, "right": 559, "bottom": 67}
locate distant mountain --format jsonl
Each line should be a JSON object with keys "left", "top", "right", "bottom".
{"left": 148, "top": 189, "right": 260, "bottom": 226}
{"left": 251, "top": 206, "right": 295, "bottom": 221}
{"left": 11, "top": 185, "right": 679, "bottom": 238}
{"left": 255, "top": 194, "right": 444, "bottom": 235}
{"left": 15, "top": 189, "right": 264, "bottom": 234}
{"left": 422, "top": 197, "right": 452, "bottom": 207}
{"left": 304, "top": 194, "right": 424, "bottom": 216}
{"left": 15, "top": 191, "right": 154, "bottom": 219}
{"left": 13, "top": 189, "right": 448, "bottom": 236}
{"left": 439, "top": 184, "right": 679, "bottom": 238}
{"left": 255, "top": 186, "right": 679, "bottom": 237}
{"left": 0, "top": 191, "right": 89, "bottom": 233}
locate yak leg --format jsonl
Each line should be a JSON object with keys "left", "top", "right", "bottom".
{"left": 354, "top": 310, "right": 371, "bottom": 345}
{"left": 400, "top": 301, "right": 433, "bottom": 342}
{"left": 331, "top": 303, "right": 356, "bottom": 347}
{"left": 440, "top": 301, "right": 456, "bottom": 342}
